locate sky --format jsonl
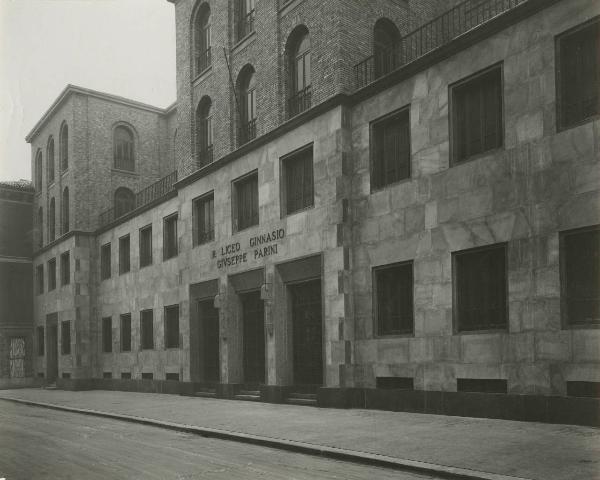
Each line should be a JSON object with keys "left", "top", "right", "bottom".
{"left": 0, "top": 0, "right": 177, "bottom": 182}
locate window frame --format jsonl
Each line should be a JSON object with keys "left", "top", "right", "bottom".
{"left": 61, "top": 320, "right": 71, "bottom": 355}
{"left": 140, "top": 309, "right": 154, "bottom": 350}
{"left": 555, "top": 17, "right": 600, "bottom": 132}
{"left": 120, "top": 313, "right": 132, "bottom": 352}
{"left": 163, "top": 213, "right": 179, "bottom": 260}
{"left": 36, "top": 264, "right": 44, "bottom": 295}
{"left": 280, "top": 144, "right": 314, "bottom": 217}
{"left": 164, "top": 305, "right": 180, "bottom": 349}
{"left": 370, "top": 106, "right": 411, "bottom": 192}
{"left": 192, "top": 191, "right": 215, "bottom": 246}
{"left": 139, "top": 224, "right": 153, "bottom": 268}
{"left": 47, "top": 258, "right": 57, "bottom": 291}
{"left": 47, "top": 136, "right": 55, "bottom": 185}
{"left": 102, "top": 317, "right": 112, "bottom": 353}
{"left": 113, "top": 125, "right": 135, "bottom": 172}
{"left": 119, "top": 234, "right": 131, "bottom": 275}
{"left": 559, "top": 224, "right": 600, "bottom": 329}
{"left": 37, "top": 326, "right": 45, "bottom": 356}
{"left": 60, "top": 251, "right": 70, "bottom": 286}
{"left": 449, "top": 62, "right": 504, "bottom": 166}
{"left": 372, "top": 260, "right": 415, "bottom": 337}
{"left": 232, "top": 170, "right": 259, "bottom": 232}
{"left": 59, "top": 122, "right": 69, "bottom": 172}
{"left": 100, "top": 243, "right": 111, "bottom": 280}
{"left": 452, "top": 243, "right": 509, "bottom": 334}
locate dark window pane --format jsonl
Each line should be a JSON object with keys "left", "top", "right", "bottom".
{"left": 163, "top": 215, "right": 178, "bottom": 259}
{"left": 120, "top": 314, "right": 131, "bottom": 352}
{"left": 455, "top": 244, "right": 507, "bottom": 332}
{"left": 139, "top": 226, "right": 153, "bottom": 267}
{"left": 141, "top": 310, "right": 154, "bottom": 350}
{"left": 47, "top": 259, "right": 56, "bottom": 291}
{"left": 457, "top": 378, "right": 507, "bottom": 394}
{"left": 61, "top": 252, "right": 70, "bottom": 285}
{"left": 37, "top": 326, "right": 44, "bottom": 356}
{"left": 235, "top": 173, "right": 258, "bottom": 231}
{"left": 193, "top": 194, "right": 215, "bottom": 245}
{"left": 371, "top": 109, "right": 410, "bottom": 189}
{"left": 101, "top": 244, "right": 111, "bottom": 280}
{"left": 165, "top": 305, "right": 179, "bottom": 349}
{"left": 61, "top": 321, "right": 71, "bottom": 355}
{"left": 563, "top": 227, "right": 600, "bottom": 326}
{"left": 119, "top": 235, "right": 130, "bottom": 274}
{"left": 284, "top": 147, "right": 314, "bottom": 215}
{"left": 102, "top": 317, "right": 112, "bottom": 353}
{"left": 375, "top": 262, "right": 414, "bottom": 335}
{"left": 452, "top": 66, "right": 503, "bottom": 163}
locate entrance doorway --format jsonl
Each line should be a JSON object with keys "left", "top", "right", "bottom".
{"left": 241, "top": 290, "right": 265, "bottom": 385}
{"left": 290, "top": 279, "right": 323, "bottom": 386}
{"left": 198, "top": 299, "right": 220, "bottom": 383}
{"left": 46, "top": 315, "right": 58, "bottom": 382}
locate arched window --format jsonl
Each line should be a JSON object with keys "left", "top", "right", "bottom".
{"left": 114, "top": 125, "right": 134, "bottom": 172}
{"left": 237, "top": 65, "right": 257, "bottom": 145}
{"left": 38, "top": 207, "right": 43, "bottom": 248}
{"left": 60, "top": 123, "right": 69, "bottom": 171}
{"left": 193, "top": 3, "right": 211, "bottom": 75}
{"left": 48, "top": 198, "right": 56, "bottom": 241}
{"left": 35, "top": 151, "right": 43, "bottom": 191}
{"left": 62, "top": 187, "right": 70, "bottom": 234}
{"left": 373, "top": 19, "right": 401, "bottom": 78}
{"left": 287, "top": 27, "right": 311, "bottom": 118}
{"left": 195, "top": 97, "right": 213, "bottom": 167}
{"left": 47, "top": 137, "right": 55, "bottom": 184}
{"left": 114, "top": 187, "right": 135, "bottom": 217}
{"left": 236, "top": 0, "right": 255, "bottom": 41}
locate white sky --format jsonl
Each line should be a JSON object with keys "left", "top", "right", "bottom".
{"left": 0, "top": 0, "right": 176, "bottom": 182}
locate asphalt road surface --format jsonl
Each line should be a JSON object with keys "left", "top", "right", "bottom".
{"left": 0, "top": 402, "right": 440, "bottom": 480}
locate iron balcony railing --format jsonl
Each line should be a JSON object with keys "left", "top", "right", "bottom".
{"left": 98, "top": 170, "right": 178, "bottom": 227}
{"left": 354, "top": 0, "right": 528, "bottom": 89}
{"left": 288, "top": 86, "right": 312, "bottom": 119}
{"left": 238, "top": 119, "right": 257, "bottom": 146}
{"left": 236, "top": 10, "right": 255, "bottom": 41}
{"left": 195, "top": 47, "right": 211, "bottom": 75}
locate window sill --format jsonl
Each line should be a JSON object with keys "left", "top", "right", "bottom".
{"left": 450, "top": 146, "right": 503, "bottom": 168}
{"left": 193, "top": 239, "right": 215, "bottom": 249}
{"left": 370, "top": 175, "right": 412, "bottom": 194}
{"left": 141, "top": 348, "right": 155, "bottom": 351}
{"left": 233, "top": 31, "right": 256, "bottom": 52}
{"left": 556, "top": 113, "right": 600, "bottom": 134}
{"left": 111, "top": 168, "right": 138, "bottom": 177}
{"left": 283, "top": 204, "right": 314, "bottom": 219}
{"left": 192, "top": 66, "right": 213, "bottom": 86}
{"left": 374, "top": 332, "right": 414, "bottom": 339}
{"left": 163, "top": 254, "right": 178, "bottom": 261}
{"left": 165, "top": 347, "right": 181, "bottom": 351}
{"left": 120, "top": 350, "right": 132, "bottom": 353}
{"left": 234, "top": 223, "right": 259, "bottom": 234}
{"left": 139, "top": 262, "right": 153, "bottom": 269}
{"left": 562, "top": 322, "right": 600, "bottom": 330}
{"left": 454, "top": 328, "right": 508, "bottom": 335}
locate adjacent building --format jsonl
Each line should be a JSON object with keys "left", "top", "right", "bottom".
{"left": 24, "top": 0, "right": 600, "bottom": 424}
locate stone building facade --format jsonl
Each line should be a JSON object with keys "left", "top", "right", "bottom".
{"left": 25, "top": 0, "right": 600, "bottom": 424}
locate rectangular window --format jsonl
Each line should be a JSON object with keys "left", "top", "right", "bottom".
{"left": 60, "top": 251, "right": 70, "bottom": 285}
{"left": 376, "top": 377, "right": 414, "bottom": 390}
{"left": 141, "top": 372, "right": 153, "bottom": 380}
{"left": 233, "top": 171, "right": 258, "bottom": 231}
{"left": 374, "top": 261, "right": 414, "bottom": 335}
{"left": 451, "top": 64, "right": 503, "bottom": 163}
{"left": 139, "top": 225, "right": 152, "bottom": 268}
{"left": 556, "top": 19, "right": 600, "bottom": 130}
{"left": 453, "top": 243, "right": 507, "bottom": 332}
{"left": 102, "top": 317, "right": 112, "bottom": 353}
{"left": 62, "top": 372, "right": 71, "bottom": 379}
{"left": 282, "top": 146, "right": 314, "bottom": 216}
{"left": 164, "top": 305, "right": 180, "bottom": 349}
{"left": 101, "top": 243, "right": 111, "bottom": 280}
{"left": 61, "top": 321, "right": 71, "bottom": 355}
{"left": 566, "top": 381, "right": 600, "bottom": 398}
{"left": 163, "top": 214, "right": 178, "bottom": 260}
{"left": 120, "top": 314, "right": 132, "bottom": 352}
{"left": 36, "top": 264, "right": 44, "bottom": 295}
{"left": 37, "top": 326, "right": 44, "bottom": 356}
{"left": 193, "top": 193, "right": 215, "bottom": 246}
{"left": 560, "top": 225, "right": 600, "bottom": 327}
{"left": 47, "top": 258, "right": 56, "bottom": 291}
{"left": 103, "top": 372, "right": 112, "bottom": 379}
{"left": 140, "top": 309, "right": 154, "bottom": 350}
{"left": 119, "top": 234, "right": 130, "bottom": 274}
{"left": 121, "top": 372, "right": 132, "bottom": 379}
{"left": 457, "top": 378, "right": 507, "bottom": 394}
{"left": 166, "top": 373, "right": 180, "bottom": 381}
{"left": 371, "top": 108, "right": 411, "bottom": 190}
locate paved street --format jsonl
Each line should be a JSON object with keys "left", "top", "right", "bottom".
{"left": 0, "top": 402, "right": 440, "bottom": 480}
{"left": 1, "top": 389, "right": 599, "bottom": 480}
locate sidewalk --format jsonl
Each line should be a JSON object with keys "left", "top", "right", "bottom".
{"left": 0, "top": 388, "right": 598, "bottom": 480}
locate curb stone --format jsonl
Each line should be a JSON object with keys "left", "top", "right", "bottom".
{"left": 0, "top": 396, "right": 533, "bottom": 480}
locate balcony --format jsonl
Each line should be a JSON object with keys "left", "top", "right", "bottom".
{"left": 238, "top": 119, "right": 257, "bottom": 146}
{"left": 354, "top": 0, "right": 528, "bottom": 90}
{"left": 98, "top": 170, "right": 177, "bottom": 228}
{"left": 288, "top": 86, "right": 312, "bottom": 119}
